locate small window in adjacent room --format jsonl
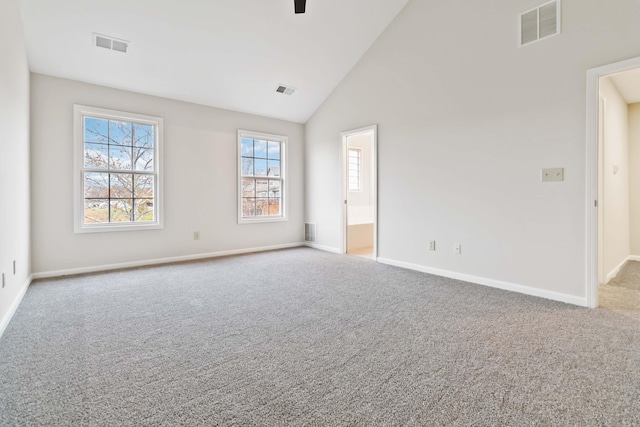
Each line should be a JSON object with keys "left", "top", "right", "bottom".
{"left": 348, "top": 148, "right": 362, "bottom": 191}
{"left": 73, "top": 105, "right": 163, "bottom": 233}
{"left": 238, "top": 130, "right": 287, "bottom": 223}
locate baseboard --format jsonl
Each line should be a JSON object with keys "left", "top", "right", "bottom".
{"left": 606, "top": 258, "right": 628, "bottom": 284}
{"left": 348, "top": 220, "right": 375, "bottom": 226}
{"left": 377, "top": 257, "right": 587, "bottom": 307}
{"left": 33, "top": 242, "right": 306, "bottom": 279}
{"left": 0, "top": 275, "right": 32, "bottom": 339}
{"left": 304, "top": 242, "right": 342, "bottom": 254}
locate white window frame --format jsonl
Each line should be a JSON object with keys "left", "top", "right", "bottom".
{"left": 73, "top": 105, "right": 164, "bottom": 233}
{"left": 348, "top": 147, "right": 363, "bottom": 192}
{"left": 237, "top": 129, "right": 287, "bottom": 224}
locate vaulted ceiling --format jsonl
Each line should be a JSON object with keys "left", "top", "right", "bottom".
{"left": 19, "top": 0, "right": 410, "bottom": 123}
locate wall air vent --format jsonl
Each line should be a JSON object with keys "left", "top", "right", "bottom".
{"left": 305, "top": 223, "right": 316, "bottom": 243}
{"left": 276, "top": 85, "right": 296, "bottom": 96}
{"left": 94, "top": 34, "right": 129, "bottom": 53}
{"left": 519, "top": 0, "right": 560, "bottom": 47}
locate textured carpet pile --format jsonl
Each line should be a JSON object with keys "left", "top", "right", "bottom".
{"left": 1, "top": 248, "right": 639, "bottom": 425}
{"left": 609, "top": 260, "right": 640, "bottom": 291}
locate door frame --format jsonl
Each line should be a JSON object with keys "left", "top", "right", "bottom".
{"left": 340, "top": 125, "right": 378, "bottom": 258}
{"left": 586, "top": 55, "right": 640, "bottom": 308}
{"left": 598, "top": 97, "right": 606, "bottom": 287}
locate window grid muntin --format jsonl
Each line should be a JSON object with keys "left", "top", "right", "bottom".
{"left": 348, "top": 148, "right": 362, "bottom": 191}
{"left": 82, "top": 114, "right": 158, "bottom": 225}
{"left": 238, "top": 133, "right": 285, "bottom": 221}
{"left": 241, "top": 177, "right": 282, "bottom": 217}
{"left": 241, "top": 138, "right": 282, "bottom": 218}
{"left": 82, "top": 172, "right": 155, "bottom": 223}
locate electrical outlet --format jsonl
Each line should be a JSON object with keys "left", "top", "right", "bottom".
{"left": 193, "top": 231, "right": 200, "bottom": 241}
{"left": 429, "top": 241, "right": 436, "bottom": 251}
{"left": 454, "top": 244, "right": 461, "bottom": 255}
{"left": 13, "top": 260, "right": 16, "bottom": 275}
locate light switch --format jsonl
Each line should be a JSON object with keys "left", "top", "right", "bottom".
{"left": 541, "top": 168, "right": 564, "bottom": 182}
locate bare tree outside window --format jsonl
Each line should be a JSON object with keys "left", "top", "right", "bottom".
{"left": 83, "top": 117, "right": 156, "bottom": 224}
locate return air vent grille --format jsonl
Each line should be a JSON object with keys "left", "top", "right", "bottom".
{"left": 94, "top": 34, "right": 129, "bottom": 53}
{"left": 305, "top": 223, "right": 316, "bottom": 243}
{"left": 276, "top": 85, "right": 296, "bottom": 96}
{"left": 95, "top": 35, "right": 111, "bottom": 49}
{"left": 519, "top": 0, "right": 560, "bottom": 47}
{"left": 111, "top": 40, "right": 128, "bottom": 53}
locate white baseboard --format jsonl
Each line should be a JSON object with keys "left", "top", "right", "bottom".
{"left": 348, "top": 220, "right": 375, "bottom": 226}
{"left": 0, "top": 275, "right": 32, "bottom": 339}
{"left": 33, "top": 242, "right": 305, "bottom": 279}
{"left": 304, "top": 242, "right": 342, "bottom": 254}
{"left": 605, "top": 255, "right": 640, "bottom": 284}
{"left": 377, "top": 257, "right": 587, "bottom": 307}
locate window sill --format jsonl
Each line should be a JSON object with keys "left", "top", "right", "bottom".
{"left": 238, "top": 216, "right": 288, "bottom": 225}
{"left": 74, "top": 222, "right": 163, "bottom": 234}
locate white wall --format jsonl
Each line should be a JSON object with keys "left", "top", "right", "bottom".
{"left": 31, "top": 74, "right": 304, "bottom": 274}
{"left": 629, "top": 103, "right": 640, "bottom": 256}
{"left": 600, "top": 78, "right": 630, "bottom": 280}
{"left": 0, "top": 0, "right": 31, "bottom": 331}
{"left": 305, "top": 0, "right": 640, "bottom": 302}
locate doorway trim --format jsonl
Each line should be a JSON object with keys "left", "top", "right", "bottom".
{"left": 586, "top": 55, "right": 640, "bottom": 308}
{"left": 340, "top": 125, "right": 378, "bottom": 258}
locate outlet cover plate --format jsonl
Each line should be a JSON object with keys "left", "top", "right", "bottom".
{"left": 541, "top": 168, "right": 564, "bottom": 182}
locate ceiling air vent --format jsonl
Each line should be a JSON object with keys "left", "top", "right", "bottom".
{"left": 276, "top": 85, "right": 296, "bottom": 96}
{"left": 94, "top": 34, "right": 129, "bottom": 53}
{"left": 519, "top": 0, "right": 561, "bottom": 47}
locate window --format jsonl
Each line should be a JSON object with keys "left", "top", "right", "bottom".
{"left": 348, "top": 148, "right": 362, "bottom": 191}
{"left": 238, "top": 130, "right": 286, "bottom": 223}
{"left": 74, "top": 105, "right": 163, "bottom": 233}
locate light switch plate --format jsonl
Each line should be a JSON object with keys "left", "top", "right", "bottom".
{"left": 541, "top": 168, "right": 564, "bottom": 182}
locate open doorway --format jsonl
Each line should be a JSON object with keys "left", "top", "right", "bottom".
{"left": 341, "top": 125, "right": 377, "bottom": 260}
{"left": 587, "top": 56, "right": 640, "bottom": 316}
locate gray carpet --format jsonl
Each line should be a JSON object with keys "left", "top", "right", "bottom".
{"left": 609, "top": 260, "right": 640, "bottom": 291}
{"left": 1, "top": 248, "right": 639, "bottom": 426}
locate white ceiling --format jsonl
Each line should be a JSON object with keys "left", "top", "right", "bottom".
{"left": 611, "top": 68, "right": 640, "bottom": 104}
{"left": 18, "top": 0, "right": 410, "bottom": 123}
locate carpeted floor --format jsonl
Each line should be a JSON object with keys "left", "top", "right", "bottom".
{"left": 608, "top": 261, "right": 640, "bottom": 291}
{"left": 600, "top": 261, "right": 640, "bottom": 321}
{"left": 1, "top": 248, "right": 639, "bottom": 426}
